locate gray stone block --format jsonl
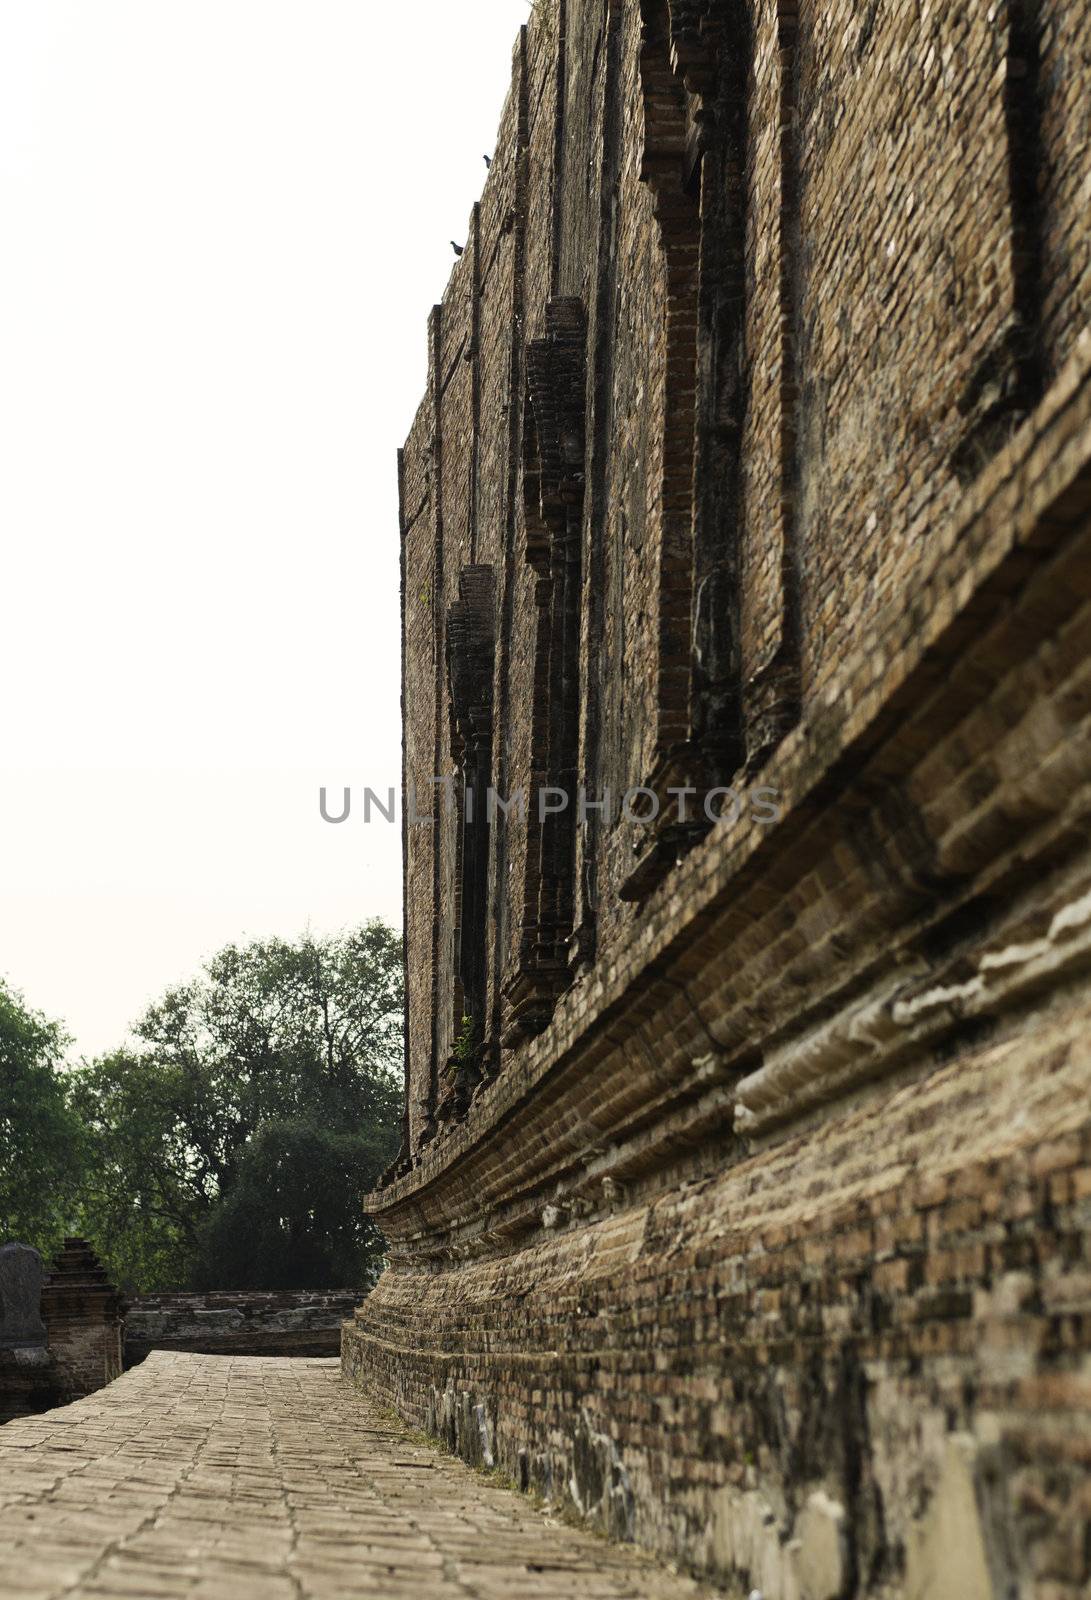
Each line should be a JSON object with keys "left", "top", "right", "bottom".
{"left": 0, "top": 1242, "right": 47, "bottom": 1348}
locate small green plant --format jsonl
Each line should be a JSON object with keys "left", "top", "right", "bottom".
{"left": 453, "top": 1014, "right": 476, "bottom": 1063}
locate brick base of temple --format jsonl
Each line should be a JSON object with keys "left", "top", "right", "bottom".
{"left": 347, "top": 334, "right": 1091, "bottom": 1595}
{"left": 344, "top": 992, "right": 1091, "bottom": 1595}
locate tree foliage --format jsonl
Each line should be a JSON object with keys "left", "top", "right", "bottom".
{"left": 67, "top": 922, "right": 404, "bottom": 1290}
{"left": 191, "top": 1120, "right": 392, "bottom": 1291}
{"left": 0, "top": 979, "right": 83, "bottom": 1256}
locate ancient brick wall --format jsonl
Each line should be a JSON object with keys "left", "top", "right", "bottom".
{"left": 350, "top": 1, "right": 1091, "bottom": 1593}
{"left": 124, "top": 1289, "right": 360, "bottom": 1364}
{"left": 40, "top": 1239, "right": 124, "bottom": 1401}
{"left": 394, "top": 0, "right": 1091, "bottom": 1115}
{"left": 1039, "top": 0, "right": 1091, "bottom": 378}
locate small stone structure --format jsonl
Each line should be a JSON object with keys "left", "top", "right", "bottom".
{"left": 0, "top": 1244, "right": 55, "bottom": 1424}
{"left": 0, "top": 1242, "right": 47, "bottom": 1347}
{"left": 2, "top": 1238, "right": 361, "bottom": 1424}
{"left": 125, "top": 1289, "right": 360, "bottom": 1365}
{"left": 0, "top": 1239, "right": 125, "bottom": 1421}
{"left": 39, "top": 1239, "right": 124, "bottom": 1401}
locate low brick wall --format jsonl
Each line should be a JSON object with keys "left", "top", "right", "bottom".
{"left": 125, "top": 1290, "right": 362, "bottom": 1365}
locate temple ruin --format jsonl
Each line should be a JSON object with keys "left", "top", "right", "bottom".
{"left": 343, "top": 0, "right": 1091, "bottom": 1593}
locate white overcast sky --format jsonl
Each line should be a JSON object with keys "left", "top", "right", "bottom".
{"left": 0, "top": 0, "right": 529, "bottom": 1058}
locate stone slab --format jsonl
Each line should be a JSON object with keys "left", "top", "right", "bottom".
{"left": 0, "top": 1352, "right": 722, "bottom": 1599}
{"left": 0, "top": 1244, "right": 46, "bottom": 1349}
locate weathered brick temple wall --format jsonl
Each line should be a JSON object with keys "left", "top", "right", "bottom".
{"left": 343, "top": 1, "right": 1091, "bottom": 1594}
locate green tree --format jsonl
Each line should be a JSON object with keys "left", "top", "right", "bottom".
{"left": 191, "top": 1120, "right": 393, "bottom": 1291}
{"left": 71, "top": 922, "right": 404, "bottom": 1291}
{"left": 0, "top": 979, "right": 84, "bottom": 1255}
{"left": 66, "top": 1046, "right": 215, "bottom": 1290}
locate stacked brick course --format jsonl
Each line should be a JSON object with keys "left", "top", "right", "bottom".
{"left": 345, "top": 1, "right": 1091, "bottom": 1594}
{"left": 40, "top": 1239, "right": 124, "bottom": 1401}
{"left": 124, "top": 1289, "right": 360, "bottom": 1365}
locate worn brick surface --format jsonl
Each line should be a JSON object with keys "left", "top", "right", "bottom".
{"left": 40, "top": 1240, "right": 124, "bottom": 1405}
{"left": 396, "top": 0, "right": 1091, "bottom": 1122}
{"left": 124, "top": 1291, "right": 361, "bottom": 1365}
{"left": 362, "top": 0, "right": 1091, "bottom": 1593}
{"left": 0, "top": 1354, "right": 719, "bottom": 1600}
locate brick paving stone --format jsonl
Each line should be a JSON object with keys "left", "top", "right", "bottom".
{"left": 0, "top": 1354, "right": 722, "bottom": 1600}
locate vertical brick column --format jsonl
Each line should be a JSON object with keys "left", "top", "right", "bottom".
{"left": 40, "top": 1239, "right": 125, "bottom": 1399}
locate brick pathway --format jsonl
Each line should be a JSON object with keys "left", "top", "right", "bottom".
{"left": 0, "top": 1354, "right": 722, "bottom": 1600}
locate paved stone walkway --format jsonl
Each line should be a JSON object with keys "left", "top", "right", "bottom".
{"left": 0, "top": 1354, "right": 722, "bottom": 1600}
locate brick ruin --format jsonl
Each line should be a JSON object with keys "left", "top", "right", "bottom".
{"left": 1, "top": 1241, "right": 359, "bottom": 1422}
{"left": 342, "top": 0, "right": 1091, "bottom": 1593}
{"left": 124, "top": 1289, "right": 359, "bottom": 1365}
{"left": 0, "top": 1239, "right": 123, "bottom": 1420}
{"left": 39, "top": 1238, "right": 125, "bottom": 1399}
{"left": 0, "top": 1243, "right": 54, "bottom": 1425}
